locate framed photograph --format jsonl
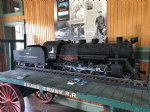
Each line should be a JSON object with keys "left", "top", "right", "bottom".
{"left": 71, "top": 23, "right": 85, "bottom": 39}
{"left": 57, "top": 0, "right": 69, "bottom": 21}
{"left": 55, "top": 21, "right": 70, "bottom": 40}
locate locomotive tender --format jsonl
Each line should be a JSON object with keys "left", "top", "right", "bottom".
{"left": 13, "top": 37, "right": 139, "bottom": 79}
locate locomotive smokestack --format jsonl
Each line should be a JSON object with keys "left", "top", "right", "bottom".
{"left": 79, "top": 39, "right": 86, "bottom": 44}
{"left": 117, "top": 37, "right": 123, "bottom": 44}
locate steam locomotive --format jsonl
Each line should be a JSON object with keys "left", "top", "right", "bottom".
{"left": 13, "top": 37, "right": 140, "bottom": 79}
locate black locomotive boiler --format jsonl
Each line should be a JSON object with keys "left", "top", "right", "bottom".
{"left": 13, "top": 37, "right": 139, "bottom": 79}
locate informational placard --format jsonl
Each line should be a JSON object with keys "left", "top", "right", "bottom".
{"left": 54, "top": 0, "right": 107, "bottom": 43}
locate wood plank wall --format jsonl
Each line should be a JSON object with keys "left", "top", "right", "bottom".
{"left": 0, "top": 0, "right": 54, "bottom": 45}
{"left": 107, "top": 0, "right": 150, "bottom": 47}
{"left": 0, "top": 26, "right": 3, "bottom": 39}
{"left": 0, "top": 0, "right": 149, "bottom": 46}
{"left": 24, "top": 0, "right": 54, "bottom": 45}
{"left": 0, "top": 26, "right": 5, "bottom": 71}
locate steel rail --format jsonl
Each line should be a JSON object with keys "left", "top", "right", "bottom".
{"left": 17, "top": 66, "right": 147, "bottom": 90}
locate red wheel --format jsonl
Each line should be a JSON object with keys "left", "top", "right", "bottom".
{"left": 34, "top": 91, "right": 55, "bottom": 104}
{"left": 0, "top": 83, "right": 25, "bottom": 112}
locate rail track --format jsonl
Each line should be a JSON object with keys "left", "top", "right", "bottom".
{"left": 16, "top": 66, "right": 147, "bottom": 90}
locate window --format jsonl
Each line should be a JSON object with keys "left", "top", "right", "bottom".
{"left": 0, "top": 0, "right": 23, "bottom": 17}
{"left": 1, "top": 21, "right": 25, "bottom": 70}
{"left": 49, "top": 46, "right": 54, "bottom": 53}
{"left": 15, "top": 24, "right": 24, "bottom": 50}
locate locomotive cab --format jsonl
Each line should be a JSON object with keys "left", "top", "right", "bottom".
{"left": 43, "top": 41, "right": 62, "bottom": 60}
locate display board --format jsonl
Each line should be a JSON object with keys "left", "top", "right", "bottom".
{"left": 54, "top": 0, "right": 107, "bottom": 43}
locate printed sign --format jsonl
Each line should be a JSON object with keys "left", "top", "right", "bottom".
{"left": 24, "top": 82, "right": 78, "bottom": 98}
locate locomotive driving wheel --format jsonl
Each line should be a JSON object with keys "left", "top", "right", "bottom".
{"left": 34, "top": 91, "right": 55, "bottom": 104}
{"left": 0, "top": 83, "right": 25, "bottom": 112}
{"left": 123, "top": 71, "right": 131, "bottom": 79}
{"left": 63, "top": 61, "right": 73, "bottom": 72}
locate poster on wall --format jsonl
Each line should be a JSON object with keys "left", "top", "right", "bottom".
{"left": 70, "top": 1, "right": 84, "bottom": 23}
{"left": 54, "top": 0, "right": 107, "bottom": 43}
{"left": 85, "top": 0, "right": 107, "bottom": 43}
{"left": 57, "top": 0, "right": 69, "bottom": 21}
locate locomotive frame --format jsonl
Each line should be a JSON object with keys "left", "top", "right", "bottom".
{"left": 13, "top": 37, "right": 140, "bottom": 80}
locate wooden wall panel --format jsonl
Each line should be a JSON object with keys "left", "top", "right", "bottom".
{"left": 107, "top": 0, "right": 150, "bottom": 47}
{"left": 24, "top": 0, "right": 54, "bottom": 45}
{"left": 0, "top": 0, "right": 149, "bottom": 46}
{"left": 139, "top": 62, "right": 149, "bottom": 80}
{"left": 0, "top": 15, "right": 24, "bottom": 22}
{"left": 0, "top": 53, "right": 5, "bottom": 72}
{"left": 0, "top": 0, "right": 54, "bottom": 45}
{"left": 0, "top": 26, "right": 3, "bottom": 39}
{"left": 0, "top": 26, "right": 5, "bottom": 72}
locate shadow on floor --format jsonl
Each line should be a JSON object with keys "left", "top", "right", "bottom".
{"left": 25, "top": 95, "right": 86, "bottom": 112}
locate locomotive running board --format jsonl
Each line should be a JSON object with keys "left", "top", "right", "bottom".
{"left": 16, "top": 66, "right": 147, "bottom": 90}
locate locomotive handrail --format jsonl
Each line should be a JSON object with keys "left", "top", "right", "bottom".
{"left": 0, "top": 34, "right": 26, "bottom": 70}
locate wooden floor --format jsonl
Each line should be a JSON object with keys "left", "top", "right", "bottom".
{"left": 25, "top": 95, "right": 85, "bottom": 112}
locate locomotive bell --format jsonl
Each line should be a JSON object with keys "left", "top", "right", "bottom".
{"left": 92, "top": 38, "right": 99, "bottom": 44}
{"left": 79, "top": 39, "right": 86, "bottom": 44}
